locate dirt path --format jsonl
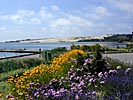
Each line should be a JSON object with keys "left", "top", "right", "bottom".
{"left": 103, "top": 53, "right": 133, "bottom": 66}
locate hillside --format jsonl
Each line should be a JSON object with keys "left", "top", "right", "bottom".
{"left": 5, "top": 34, "right": 133, "bottom": 43}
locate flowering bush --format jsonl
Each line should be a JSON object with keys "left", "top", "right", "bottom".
{"left": 6, "top": 50, "right": 133, "bottom": 100}
{"left": 7, "top": 50, "right": 86, "bottom": 99}
{"left": 24, "top": 62, "right": 133, "bottom": 100}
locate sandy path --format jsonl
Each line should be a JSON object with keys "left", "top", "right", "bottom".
{"left": 103, "top": 53, "right": 133, "bottom": 66}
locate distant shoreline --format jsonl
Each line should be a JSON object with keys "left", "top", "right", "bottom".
{"left": 4, "top": 34, "right": 133, "bottom": 43}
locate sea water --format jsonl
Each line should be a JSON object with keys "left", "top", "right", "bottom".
{"left": 0, "top": 42, "right": 127, "bottom": 58}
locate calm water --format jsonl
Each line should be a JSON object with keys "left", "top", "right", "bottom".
{"left": 0, "top": 42, "right": 127, "bottom": 58}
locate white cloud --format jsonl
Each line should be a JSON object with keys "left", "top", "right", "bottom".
{"left": 107, "top": 0, "right": 133, "bottom": 14}
{"left": 72, "top": 6, "right": 111, "bottom": 20}
{"left": 10, "top": 14, "right": 24, "bottom": 24}
{"left": 68, "top": 15, "right": 93, "bottom": 27}
{"left": 39, "top": 6, "right": 53, "bottom": 20}
{"left": 50, "top": 5, "right": 60, "bottom": 11}
{"left": 0, "top": 27, "right": 6, "bottom": 31}
{"left": 17, "top": 9, "right": 35, "bottom": 17}
{"left": 94, "top": 6, "right": 111, "bottom": 17}
{"left": 28, "top": 18, "right": 41, "bottom": 24}
{"left": 51, "top": 18, "right": 72, "bottom": 27}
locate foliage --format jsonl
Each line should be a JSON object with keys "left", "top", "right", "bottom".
{"left": 0, "top": 81, "right": 12, "bottom": 99}
{"left": 0, "top": 58, "right": 43, "bottom": 74}
{"left": 126, "top": 43, "right": 133, "bottom": 49}
{"left": 70, "top": 44, "right": 80, "bottom": 50}
{"left": 1, "top": 48, "right": 133, "bottom": 99}
{"left": 71, "top": 43, "right": 109, "bottom": 52}
{"left": 7, "top": 50, "right": 86, "bottom": 99}
{"left": 104, "top": 34, "right": 132, "bottom": 42}
{"left": 7, "top": 56, "right": 132, "bottom": 100}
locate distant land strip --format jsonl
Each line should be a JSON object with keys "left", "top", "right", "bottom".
{"left": 4, "top": 34, "right": 133, "bottom": 43}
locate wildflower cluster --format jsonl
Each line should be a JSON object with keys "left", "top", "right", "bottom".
{"left": 26, "top": 66, "right": 100, "bottom": 100}
{"left": 25, "top": 58, "right": 133, "bottom": 100}
{"left": 6, "top": 49, "right": 133, "bottom": 99}
{"left": 7, "top": 50, "right": 86, "bottom": 99}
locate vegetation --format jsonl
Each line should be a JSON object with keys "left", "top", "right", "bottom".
{"left": 126, "top": 43, "right": 133, "bottom": 49}
{"left": 0, "top": 46, "right": 132, "bottom": 99}
{"left": 104, "top": 34, "right": 133, "bottom": 42}
{"left": 71, "top": 43, "right": 129, "bottom": 53}
{"left": 71, "top": 43, "right": 109, "bottom": 52}
{"left": 78, "top": 34, "right": 133, "bottom": 42}
{"left": 0, "top": 58, "right": 43, "bottom": 74}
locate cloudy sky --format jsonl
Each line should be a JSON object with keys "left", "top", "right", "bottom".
{"left": 0, "top": 0, "right": 132, "bottom": 41}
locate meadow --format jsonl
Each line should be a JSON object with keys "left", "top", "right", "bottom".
{"left": 0, "top": 44, "right": 132, "bottom": 100}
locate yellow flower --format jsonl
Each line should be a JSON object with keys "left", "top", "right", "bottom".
{"left": 0, "top": 93, "right": 3, "bottom": 97}
{"left": 18, "top": 92, "right": 23, "bottom": 96}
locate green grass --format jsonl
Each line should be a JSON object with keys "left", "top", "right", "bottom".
{"left": 0, "top": 81, "right": 12, "bottom": 98}
{"left": 107, "top": 48, "right": 129, "bottom": 53}
{"left": 0, "top": 66, "right": 39, "bottom": 99}
{"left": 0, "top": 58, "right": 43, "bottom": 74}
{"left": 1, "top": 68, "right": 28, "bottom": 82}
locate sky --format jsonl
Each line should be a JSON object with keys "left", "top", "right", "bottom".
{"left": 0, "top": 0, "right": 132, "bottom": 41}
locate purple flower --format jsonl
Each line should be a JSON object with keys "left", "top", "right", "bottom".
{"left": 79, "top": 80, "right": 85, "bottom": 86}
{"left": 89, "top": 78, "right": 96, "bottom": 83}
{"left": 125, "top": 68, "right": 131, "bottom": 74}
{"left": 76, "top": 68, "right": 80, "bottom": 71}
{"left": 60, "top": 88, "right": 67, "bottom": 93}
{"left": 83, "top": 58, "right": 92, "bottom": 66}
{"left": 55, "top": 91, "right": 61, "bottom": 97}
{"left": 29, "top": 82, "right": 35, "bottom": 86}
{"left": 51, "top": 90, "right": 56, "bottom": 96}
{"left": 34, "top": 91, "right": 39, "bottom": 97}
{"left": 89, "top": 78, "right": 94, "bottom": 83}
{"left": 71, "top": 87, "right": 77, "bottom": 91}
{"left": 98, "top": 72, "right": 103, "bottom": 78}
{"left": 84, "top": 58, "right": 92, "bottom": 63}
{"left": 92, "top": 91, "right": 97, "bottom": 95}
{"left": 75, "top": 95, "right": 80, "bottom": 100}
{"left": 71, "top": 83, "right": 76, "bottom": 87}
{"left": 44, "top": 93, "right": 50, "bottom": 98}
{"left": 109, "top": 70, "right": 117, "bottom": 74}
{"left": 78, "top": 89, "right": 83, "bottom": 94}
{"left": 83, "top": 62, "right": 87, "bottom": 66}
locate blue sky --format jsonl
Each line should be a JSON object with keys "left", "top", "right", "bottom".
{"left": 0, "top": 0, "right": 132, "bottom": 41}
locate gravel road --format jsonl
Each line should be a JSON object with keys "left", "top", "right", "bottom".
{"left": 103, "top": 53, "right": 133, "bottom": 66}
